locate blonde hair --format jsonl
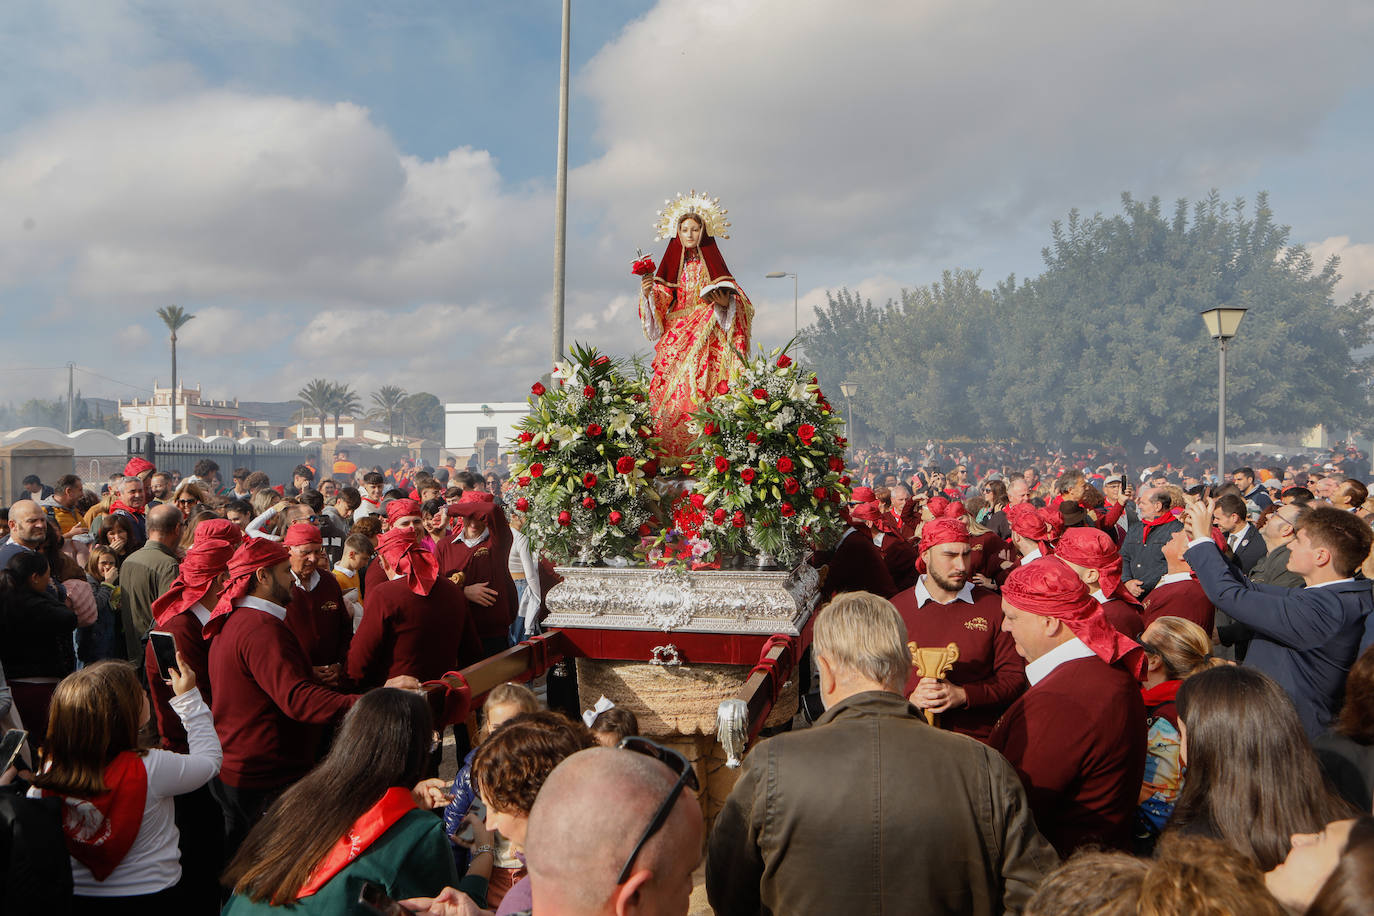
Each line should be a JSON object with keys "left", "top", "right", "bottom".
{"left": 813, "top": 591, "right": 911, "bottom": 693}
{"left": 1142, "top": 616, "right": 1224, "bottom": 681}
{"left": 479, "top": 682, "right": 540, "bottom": 739}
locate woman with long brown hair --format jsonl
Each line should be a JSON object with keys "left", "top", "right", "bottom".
{"left": 31, "top": 658, "right": 219, "bottom": 911}
{"left": 1315, "top": 643, "right": 1374, "bottom": 811}
{"left": 1164, "top": 665, "right": 1357, "bottom": 870}
{"left": 223, "top": 688, "right": 458, "bottom": 913}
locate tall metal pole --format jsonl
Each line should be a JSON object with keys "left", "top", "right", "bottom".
{"left": 67, "top": 362, "right": 74, "bottom": 433}
{"left": 1217, "top": 339, "right": 1227, "bottom": 482}
{"left": 792, "top": 273, "right": 798, "bottom": 338}
{"left": 551, "top": 0, "right": 570, "bottom": 367}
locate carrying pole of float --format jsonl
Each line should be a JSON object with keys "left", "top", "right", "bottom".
{"left": 551, "top": 0, "right": 571, "bottom": 367}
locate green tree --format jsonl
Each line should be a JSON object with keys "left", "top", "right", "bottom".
{"left": 328, "top": 383, "right": 362, "bottom": 439}
{"left": 400, "top": 392, "right": 444, "bottom": 442}
{"left": 155, "top": 305, "right": 195, "bottom": 435}
{"left": 297, "top": 379, "right": 333, "bottom": 439}
{"left": 369, "top": 385, "right": 408, "bottom": 444}
{"left": 800, "top": 288, "right": 884, "bottom": 401}
{"left": 994, "top": 192, "right": 1373, "bottom": 457}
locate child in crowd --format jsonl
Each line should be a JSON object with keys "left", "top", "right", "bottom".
{"left": 589, "top": 706, "right": 639, "bottom": 748}
{"left": 442, "top": 683, "right": 540, "bottom": 909}
{"left": 333, "top": 533, "right": 374, "bottom": 631}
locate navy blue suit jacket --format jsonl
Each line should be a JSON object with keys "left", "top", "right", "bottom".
{"left": 1185, "top": 540, "right": 1372, "bottom": 739}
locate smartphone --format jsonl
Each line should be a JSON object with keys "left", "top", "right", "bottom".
{"left": 149, "top": 631, "right": 179, "bottom": 682}
{"left": 358, "top": 881, "right": 406, "bottom": 916}
{"left": 0, "top": 730, "right": 28, "bottom": 773}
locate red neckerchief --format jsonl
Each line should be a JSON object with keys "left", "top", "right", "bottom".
{"left": 42, "top": 751, "right": 148, "bottom": 881}
{"left": 297, "top": 787, "right": 416, "bottom": 898}
{"left": 1140, "top": 508, "right": 1180, "bottom": 544}
{"left": 109, "top": 500, "right": 145, "bottom": 518}
{"left": 1141, "top": 679, "right": 1182, "bottom": 710}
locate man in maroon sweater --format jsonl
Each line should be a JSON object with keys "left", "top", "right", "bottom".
{"left": 348, "top": 527, "right": 484, "bottom": 687}
{"left": 144, "top": 518, "right": 240, "bottom": 914}
{"left": 892, "top": 518, "right": 1026, "bottom": 742}
{"left": 819, "top": 502, "right": 898, "bottom": 601}
{"left": 206, "top": 537, "right": 417, "bottom": 855}
{"left": 435, "top": 493, "right": 516, "bottom": 656}
{"left": 1055, "top": 527, "right": 1145, "bottom": 640}
{"left": 989, "top": 558, "right": 1147, "bottom": 857}
{"left": 1141, "top": 529, "right": 1215, "bottom": 633}
{"left": 282, "top": 522, "right": 351, "bottom": 686}
{"left": 363, "top": 497, "right": 427, "bottom": 596}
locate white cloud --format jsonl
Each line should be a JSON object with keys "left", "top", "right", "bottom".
{"left": 1307, "top": 236, "right": 1374, "bottom": 304}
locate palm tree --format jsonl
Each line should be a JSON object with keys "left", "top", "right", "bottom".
{"left": 297, "top": 379, "right": 334, "bottom": 440}
{"left": 155, "top": 306, "right": 195, "bottom": 435}
{"left": 329, "top": 383, "right": 362, "bottom": 440}
{"left": 369, "top": 385, "right": 408, "bottom": 443}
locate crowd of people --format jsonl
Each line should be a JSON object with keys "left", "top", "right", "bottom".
{"left": 1, "top": 438, "right": 1374, "bottom": 914}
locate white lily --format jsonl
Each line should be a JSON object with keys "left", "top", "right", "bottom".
{"left": 551, "top": 424, "right": 581, "bottom": 446}
{"left": 608, "top": 409, "right": 635, "bottom": 438}
{"left": 551, "top": 360, "right": 575, "bottom": 381}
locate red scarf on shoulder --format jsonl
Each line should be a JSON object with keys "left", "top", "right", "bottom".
{"left": 42, "top": 751, "right": 148, "bottom": 881}
{"left": 109, "top": 500, "right": 145, "bottom": 518}
{"left": 297, "top": 787, "right": 416, "bottom": 898}
{"left": 1140, "top": 508, "right": 1180, "bottom": 544}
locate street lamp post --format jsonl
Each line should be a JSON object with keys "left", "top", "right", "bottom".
{"left": 765, "top": 271, "right": 798, "bottom": 339}
{"left": 839, "top": 380, "right": 859, "bottom": 445}
{"left": 1200, "top": 306, "right": 1248, "bottom": 482}
{"left": 551, "top": 0, "right": 571, "bottom": 367}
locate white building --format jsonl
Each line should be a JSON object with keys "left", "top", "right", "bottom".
{"left": 444, "top": 401, "right": 528, "bottom": 458}
{"left": 293, "top": 417, "right": 393, "bottom": 442}
{"left": 119, "top": 384, "right": 253, "bottom": 437}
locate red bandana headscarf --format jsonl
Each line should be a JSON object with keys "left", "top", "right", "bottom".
{"left": 850, "top": 486, "right": 876, "bottom": 504}
{"left": 386, "top": 498, "right": 421, "bottom": 527}
{"left": 1003, "top": 558, "right": 1146, "bottom": 678}
{"left": 205, "top": 538, "right": 291, "bottom": 633}
{"left": 123, "top": 457, "right": 154, "bottom": 477}
{"left": 152, "top": 520, "right": 242, "bottom": 627}
{"left": 917, "top": 518, "right": 971, "bottom": 573}
{"left": 282, "top": 522, "right": 323, "bottom": 547}
{"left": 849, "top": 502, "right": 883, "bottom": 525}
{"left": 1008, "top": 503, "right": 1061, "bottom": 549}
{"left": 926, "top": 496, "right": 950, "bottom": 519}
{"left": 1055, "top": 526, "right": 1133, "bottom": 603}
{"left": 377, "top": 527, "right": 438, "bottom": 596}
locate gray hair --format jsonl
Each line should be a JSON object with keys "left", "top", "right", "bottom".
{"left": 813, "top": 591, "right": 911, "bottom": 693}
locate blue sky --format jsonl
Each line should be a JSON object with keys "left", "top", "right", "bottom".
{"left": 1, "top": 0, "right": 1371, "bottom": 408}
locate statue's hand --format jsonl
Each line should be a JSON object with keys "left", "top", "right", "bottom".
{"left": 640, "top": 275, "right": 653, "bottom": 293}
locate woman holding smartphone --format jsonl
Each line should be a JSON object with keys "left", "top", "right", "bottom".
{"left": 31, "top": 657, "right": 221, "bottom": 912}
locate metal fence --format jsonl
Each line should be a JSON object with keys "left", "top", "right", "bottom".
{"left": 126, "top": 434, "right": 320, "bottom": 484}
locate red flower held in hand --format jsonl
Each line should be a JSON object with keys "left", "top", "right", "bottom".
{"left": 587, "top": 423, "right": 603, "bottom": 437}
{"left": 777, "top": 354, "right": 793, "bottom": 368}
{"left": 780, "top": 503, "right": 796, "bottom": 517}
{"left": 731, "top": 510, "right": 747, "bottom": 528}
{"left": 557, "top": 510, "right": 571, "bottom": 526}
{"left": 631, "top": 255, "right": 656, "bottom": 276}
{"left": 642, "top": 459, "right": 660, "bottom": 477}
{"left": 797, "top": 424, "right": 816, "bottom": 445}
{"left": 515, "top": 497, "right": 530, "bottom": 511}
{"left": 518, "top": 475, "right": 531, "bottom": 487}
{"left": 608, "top": 510, "right": 623, "bottom": 525}
{"left": 784, "top": 477, "right": 800, "bottom": 494}
{"left": 517, "top": 431, "right": 533, "bottom": 443}
{"left": 751, "top": 387, "right": 768, "bottom": 401}
{"left": 714, "top": 456, "right": 730, "bottom": 474}
{"left": 740, "top": 468, "right": 757, "bottom": 484}
{"left": 582, "top": 496, "right": 596, "bottom": 509}
{"left": 746, "top": 431, "right": 759, "bottom": 444}
{"left": 583, "top": 385, "right": 596, "bottom": 398}
{"left": 777, "top": 456, "right": 794, "bottom": 473}
{"left": 615, "top": 455, "right": 636, "bottom": 474}
{"left": 716, "top": 379, "right": 730, "bottom": 395}
{"left": 531, "top": 382, "right": 546, "bottom": 397}
{"left": 530, "top": 463, "right": 545, "bottom": 478}
{"left": 582, "top": 472, "right": 598, "bottom": 489}
{"left": 690, "top": 493, "right": 706, "bottom": 510}
{"left": 827, "top": 456, "right": 844, "bottom": 472}
{"left": 712, "top": 508, "right": 727, "bottom": 525}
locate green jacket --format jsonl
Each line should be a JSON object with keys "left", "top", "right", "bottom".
{"left": 223, "top": 809, "right": 460, "bottom": 915}
{"left": 118, "top": 540, "right": 179, "bottom": 662}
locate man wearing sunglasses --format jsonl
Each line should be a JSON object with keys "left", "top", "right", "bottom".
{"left": 707, "top": 592, "right": 1056, "bottom": 916}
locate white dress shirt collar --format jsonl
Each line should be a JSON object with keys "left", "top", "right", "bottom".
{"left": 913, "top": 576, "right": 975, "bottom": 607}
{"left": 1155, "top": 571, "right": 1192, "bottom": 587}
{"left": 1025, "top": 637, "right": 1096, "bottom": 686}
{"left": 1020, "top": 547, "right": 1042, "bottom": 566}
{"left": 1307, "top": 577, "right": 1355, "bottom": 590}
{"left": 235, "top": 595, "right": 288, "bottom": 621}
{"left": 292, "top": 569, "right": 320, "bottom": 592}
{"left": 454, "top": 528, "right": 491, "bottom": 549}
{"left": 190, "top": 601, "right": 212, "bottom": 627}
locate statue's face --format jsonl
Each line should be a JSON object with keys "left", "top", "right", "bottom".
{"left": 678, "top": 216, "right": 703, "bottom": 249}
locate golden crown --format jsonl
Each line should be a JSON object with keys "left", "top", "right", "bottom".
{"left": 654, "top": 189, "right": 730, "bottom": 240}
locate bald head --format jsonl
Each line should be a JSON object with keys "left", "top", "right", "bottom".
{"left": 146, "top": 503, "right": 184, "bottom": 541}
{"left": 526, "top": 747, "right": 703, "bottom": 916}
{"left": 7, "top": 499, "right": 47, "bottom": 548}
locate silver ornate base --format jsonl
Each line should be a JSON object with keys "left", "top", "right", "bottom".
{"left": 543, "top": 561, "right": 819, "bottom": 635}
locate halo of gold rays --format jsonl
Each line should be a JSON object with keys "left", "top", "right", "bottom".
{"left": 654, "top": 189, "right": 730, "bottom": 241}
